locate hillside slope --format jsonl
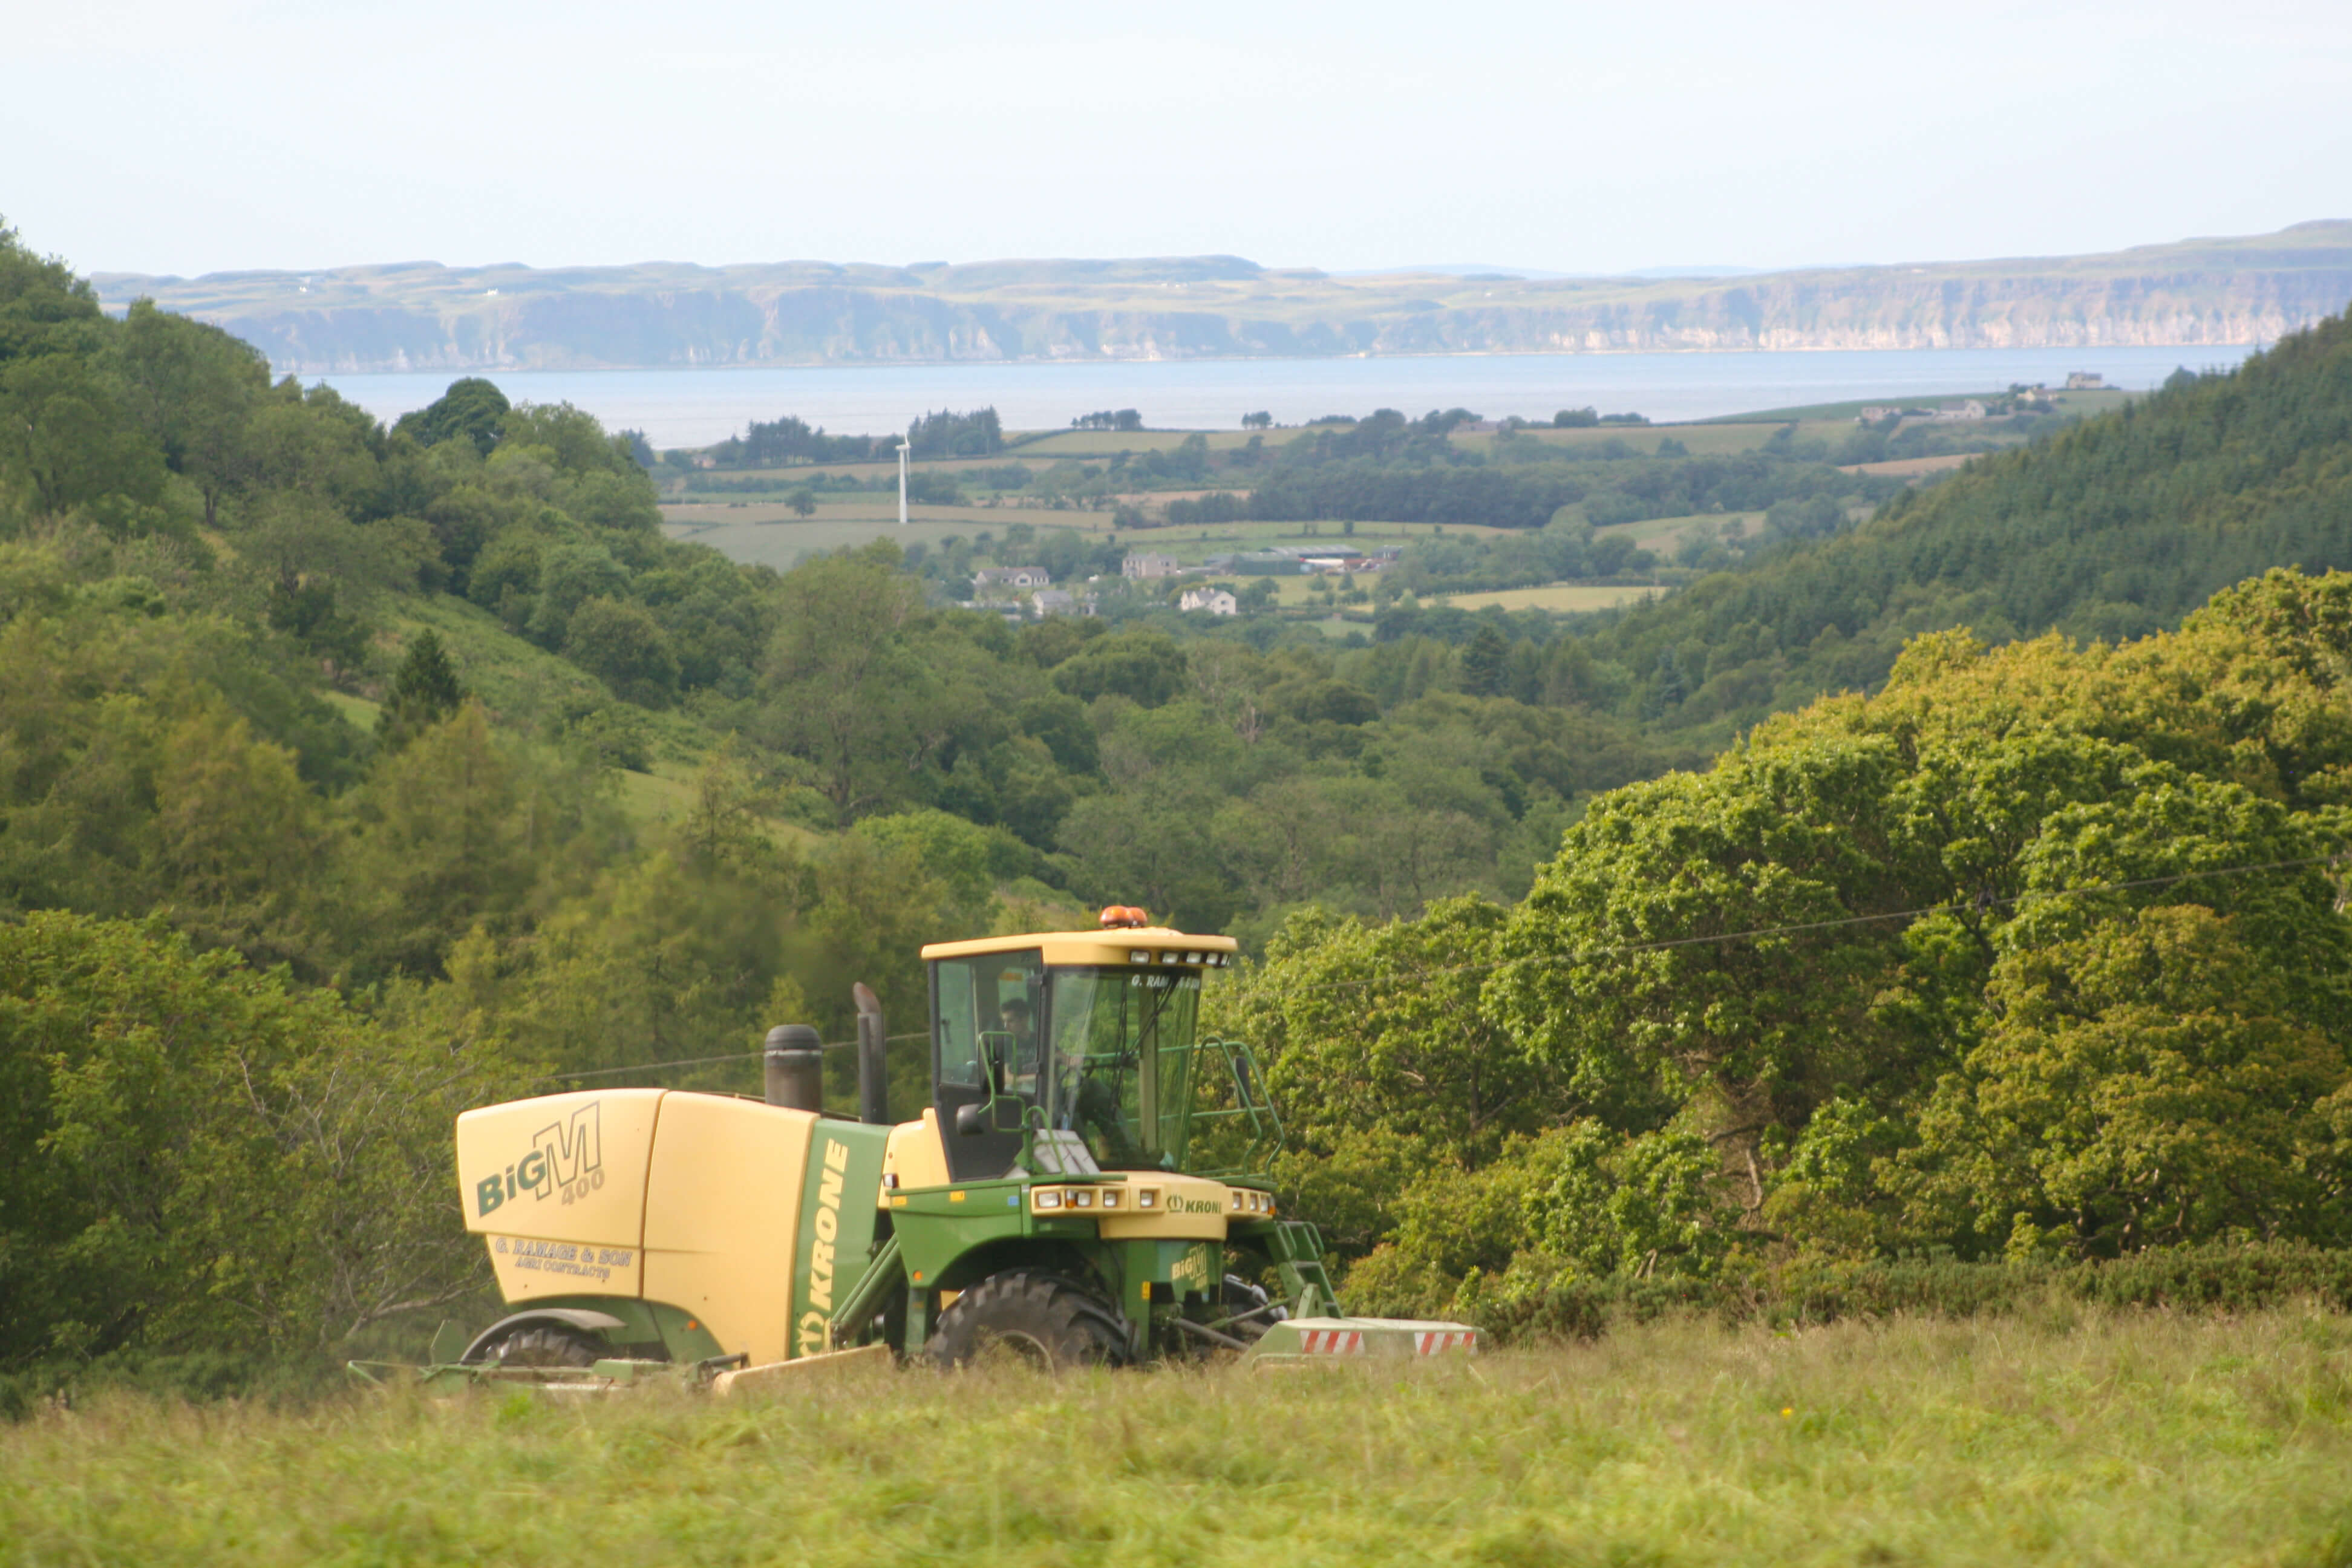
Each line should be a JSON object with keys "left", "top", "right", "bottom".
{"left": 91, "top": 223, "right": 2352, "bottom": 373}
{"left": 1582, "top": 304, "right": 2352, "bottom": 734}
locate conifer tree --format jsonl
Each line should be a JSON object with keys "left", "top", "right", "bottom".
{"left": 375, "top": 631, "right": 465, "bottom": 753}
{"left": 1462, "top": 625, "right": 1509, "bottom": 696}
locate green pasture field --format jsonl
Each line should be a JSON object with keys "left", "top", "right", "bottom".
{"left": 1448, "top": 423, "right": 1779, "bottom": 457}
{"left": 670, "top": 451, "right": 1087, "bottom": 485}
{"left": 610, "top": 765, "right": 701, "bottom": 825}
{"left": 679, "top": 421, "right": 1783, "bottom": 475}
{"left": 1221, "top": 573, "right": 1362, "bottom": 607}
{"left": 1297, "top": 610, "right": 1376, "bottom": 639}
{"left": 1703, "top": 388, "right": 2136, "bottom": 423}
{"left": 1702, "top": 392, "right": 2006, "bottom": 423}
{"left": 1010, "top": 428, "right": 1302, "bottom": 458}
{"left": 662, "top": 517, "right": 997, "bottom": 572}
{"left": 662, "top": 506, "right": 1515, "bottom": 575}
{"left": 662, "top": 500, "right": 1115, "bottom": 531}
{"left": 609, "top": 765, "right": 821, "bottom": 846}
{"left": 8, "top": 1313, "right": 2348, "bottom": 1566}
{"left": 661, "top": 505, "right": 1114, "bottom": 566}
{"left": 1437, "top": 582, "right": 1668, "bottom": 613}
{"left": 319, "top": 690, "right": 381, "bottom": 734}
{"left": 1593, "top": 511, "right": 1762, "bottom": 551}
{"left": 1840, "top": 453, "right": 1980, "bottom": 479}
{"left": 1142, "top": 518, "right": 1512, "bottom": 566}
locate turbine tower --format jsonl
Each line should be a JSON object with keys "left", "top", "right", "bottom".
{"left": 897, "top": 436, "right": 910, "bottom": 526}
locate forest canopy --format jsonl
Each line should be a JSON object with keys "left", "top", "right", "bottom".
{"left": 1222, "top": 570, "right": 2352, "bottom": 1316}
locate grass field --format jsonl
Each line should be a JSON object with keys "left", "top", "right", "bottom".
{"left": 1699, "top": 389, "right": 2137, "bottom": 423}
{"left": 1436, "top": 583, "right": 1665, "bottom": 613}
{"left": 676, "top": 421, "right": 1779, "bottom": 480}
{"left": 1838, "top": 452, "right": 1981, "bottom": 479}
{"left": 319, "top": 689, "right": 381, "bottom": 734}
{"left": 1140, "top": 518, "right": 1513, "bottom": 555}
{"left": 8, "top": 1313, "right": 2348, "bottom": 1566}
{"left": 660, "top": 507, "right": 1103, "bottom": 570}
{"left": 661, "top": 505, "right": 1514, "bottom": 574}
{"left": 1447, "top": 423, "right": 1783, "bottom": 457}
{"left": 662, "top": 500, "right": 1114, "bottom": 533}
{"left": 1011, "top": 428, "right": 1302, "bottom": 457}
{"left": 1594, "top": 511, "right": 1762, "bottom": 551}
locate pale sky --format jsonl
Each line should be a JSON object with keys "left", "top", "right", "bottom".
{"left": 7, "top": 0, "right": 2348, "bottom": 279}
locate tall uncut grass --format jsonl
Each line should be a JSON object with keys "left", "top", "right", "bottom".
{"left": 6, "top": 1311, "right": 2351, "bottom": 1567}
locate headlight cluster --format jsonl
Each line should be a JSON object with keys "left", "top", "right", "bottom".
{"left": 1028, "top": 1184, "right": 1269, "bottom": 1216}
{"left": 1031, "top": 1184, "right": 1154, "bottom": 1214}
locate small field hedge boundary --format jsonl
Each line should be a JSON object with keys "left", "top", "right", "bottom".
{"left": 1449, "top": 1244, "right": 2352, "bottom": 1344}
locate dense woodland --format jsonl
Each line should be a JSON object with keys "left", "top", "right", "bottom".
{"left": 1229, "top": 572, "right": 2352, "bottom": 1315}
{"left": 8, "top": 211, "right": 2352, "bottom": 1385}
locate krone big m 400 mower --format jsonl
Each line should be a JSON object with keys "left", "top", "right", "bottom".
{"left": 400, "top": 910, "right": 1475, "bottom": 1387}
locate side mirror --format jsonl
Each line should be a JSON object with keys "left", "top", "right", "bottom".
{"left": 954, "top": 1102, "right": 988, "bottom": 1137}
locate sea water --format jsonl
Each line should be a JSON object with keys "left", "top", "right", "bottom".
{"left": 318, "top": 345, "right": 2256, "bottom": 448}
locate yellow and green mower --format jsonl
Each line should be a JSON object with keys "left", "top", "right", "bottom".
{"left": 366, "top": 913, "right": 1475, "bottom": 1389}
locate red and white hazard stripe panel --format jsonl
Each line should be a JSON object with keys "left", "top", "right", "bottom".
{"left": 1298, "top": 1328, "right": 1365, "bottom": 1355}
{"left": 1414, "top": 1330, "right": 1477, "bottom": 1354}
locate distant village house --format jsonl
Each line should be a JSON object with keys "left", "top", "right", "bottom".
{"left": 2065, "top": 372, "right": 2105, "bottom": 390}
{"left": 1931, "top": 400, "right": 1988, "bottom": 422}
{"left": 973, "top": 566, "right": 1051, "bottom": 591}
{"left": 1122, "top": 552, "right": 1182, "bottom": 580}
{"left": 988, "top": 587, "right": 1090, "bottom": 623}
{"left": 1178, "top": 587, "right": 1238, "bottom": 616}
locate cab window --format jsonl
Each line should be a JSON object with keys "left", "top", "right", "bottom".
{"left": 930, "top": 952, "right": 1042, "bottom": 1090}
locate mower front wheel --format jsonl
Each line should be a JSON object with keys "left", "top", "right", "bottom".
{"left": 924, "top": 1270, "right": 1128, "bottom": 1372}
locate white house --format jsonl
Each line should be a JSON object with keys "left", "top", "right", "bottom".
{"left": 2065, "top": 371, "right": 2105, "bottom": 390}
{"left": 1179, "top": 587, "right": 1238, "bottom": 616}
{"left": 1122, "top": 552, "right": 1181, "bottom": 580}
{"left": 974, "top": 566, "right": 1051, "bottom": 591}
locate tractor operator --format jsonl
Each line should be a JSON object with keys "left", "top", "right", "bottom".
{"left": 1002, "top": 998, "right": 1144, "bottom": 1167}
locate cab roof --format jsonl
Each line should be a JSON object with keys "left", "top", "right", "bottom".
{"left": 920, "top": 926, "right": 1240, "bottom": 969}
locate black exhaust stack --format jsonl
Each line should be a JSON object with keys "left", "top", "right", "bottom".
{"left": 763, "top": 1024, "right": 823, "bottom": 1112}
{"left": 853, "top": 983, "right": 889, "bottom": 1126}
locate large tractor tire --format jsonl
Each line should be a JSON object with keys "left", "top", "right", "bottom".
{"left": 924, "top": 1270, "right": 1128, "bottom": 1371}
{"left": 466, "top": 1322, "right": 606, "bottom": 1370}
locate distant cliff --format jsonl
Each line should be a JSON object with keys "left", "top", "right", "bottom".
{"left": 91, "top": 224, "right": 2352, "bottom": 373}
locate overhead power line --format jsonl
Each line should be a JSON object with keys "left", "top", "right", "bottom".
{"left": 532, "top": 855, "right": 2342, "bottom": 1078}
